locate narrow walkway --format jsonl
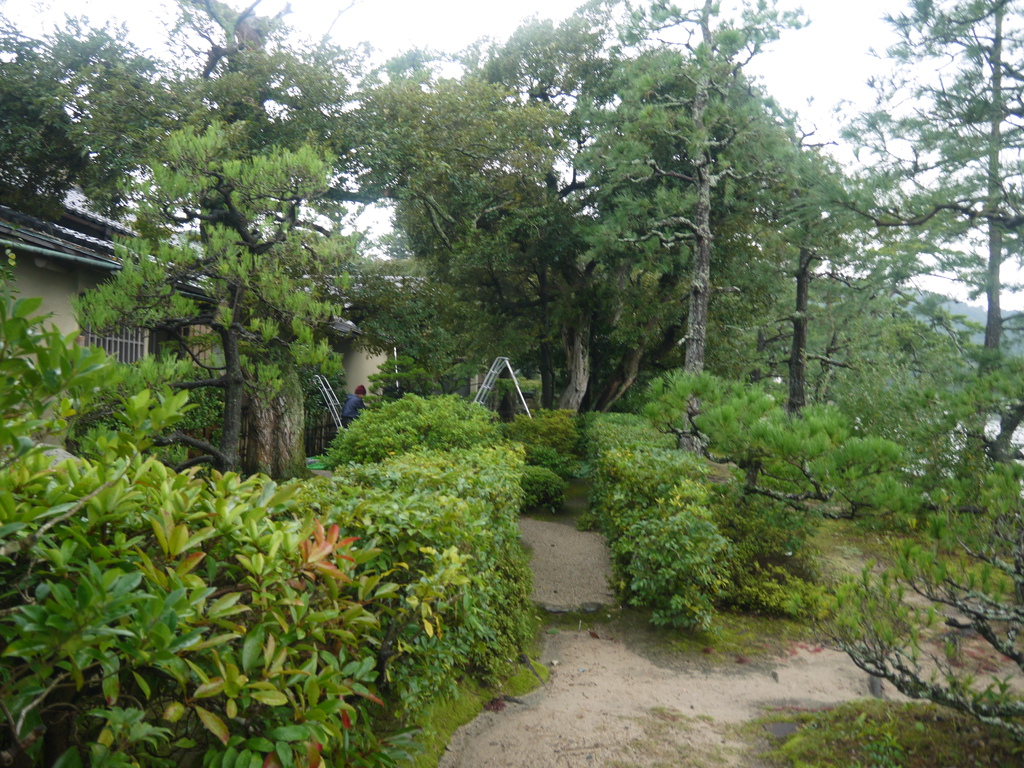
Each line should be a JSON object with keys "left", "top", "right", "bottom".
{"left": 439, "top": 480, "right": 892, "bottom": 768}
{"left": 518, "top": 514, "right": 615, "bottom": 613}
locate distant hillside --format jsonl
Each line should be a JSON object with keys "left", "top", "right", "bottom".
{"left": 912, "top": 291, "right": 1024, "bottom": 353}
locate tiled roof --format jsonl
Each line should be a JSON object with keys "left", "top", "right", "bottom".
{"left": 0, "top": 202, "right": 122, "bottom": 270}
{"left": 63, "top": 188, "right": 134, "bottom": 237}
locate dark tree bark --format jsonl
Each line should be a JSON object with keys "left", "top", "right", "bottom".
{"left": 786, "top": 247, "right": 817, "bottom": 415}
{"left": 557, "top": 319, "right": 591, "bottom": 411}
{"left": 242, "top": 348, "right": 307, "bottom": 479}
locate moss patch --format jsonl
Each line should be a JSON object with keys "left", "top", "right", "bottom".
{"left": 403, "top": 653, "right": 550, "bottom": 768}
{"left": 755, "top": 699, "right": 1024, "bottom": 767}
{"left": 543, "top": 605, "right": 815, "bottom": 670}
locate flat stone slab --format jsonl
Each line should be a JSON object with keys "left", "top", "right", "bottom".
{"left": 763, "top": 721, "right": 800, "bottom": 738}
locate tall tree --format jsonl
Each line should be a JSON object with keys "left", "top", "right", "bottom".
{"left": 77, "top": 2, "right": 362, "bottom": 476}
{"left": 847, "top": 0, "right": 1024, "bottom": 461}
{"left": 0, "top": 16, "right": 168, "bottom": 218}
{"left": 617, "top": 0, "right": 803, "bottom": 374}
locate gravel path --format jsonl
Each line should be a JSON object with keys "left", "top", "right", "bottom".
{"left": 518, "top": 516, "right": 615, "bottom": 613}
{"left": 437, "top": 509, "right": 896, "bottom": 767}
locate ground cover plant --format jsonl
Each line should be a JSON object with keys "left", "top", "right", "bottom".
{"left": 760, "top": 699, "right": 1023, "bottom": 767}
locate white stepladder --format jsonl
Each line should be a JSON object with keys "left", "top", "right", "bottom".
{"left": 473, "top": 356, "right": 532, "bottom": 418}
{"left": 313, "top": 374, "right": 343, "bottom": 429}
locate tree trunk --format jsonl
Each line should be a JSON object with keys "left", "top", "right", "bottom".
{"left": 557, "top": 319, "right": 591, "bottom": 411}
{"left": 242, "top": 349, "right": 307, "bottom": 479}
{"left": 540, "top": 338, "right": 555, "bottom": 409}
{"left": 984, "top": 3, "right": 1005, "bottom": 358}
{"left": 683, "top": 1, "right": 715, "bottom": 376}
{"left": 539, "top": 267, "right": 556, "bottom": 409}
{"left": 218, "top": 322, "right": 244, "bottom": 473}
{"left": 592, "top": 314, "right": 663, "bottom": 412}
{"left": 787, "top": 247, "right": 815, "bottom": 415}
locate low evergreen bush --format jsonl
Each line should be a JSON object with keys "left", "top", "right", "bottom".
{"left": 326, "top": 394, "right": 499, "bottom": 466}
{"left": 709, "top": 487, "right": 823, "bottom": 618}
{"left": 579, "top": 412, "right": 675, "bottom": 459}
{"left": 299, "top": 445, "right": 534, "bottom": 698}
{"left": 584, "top": 414, "right": 725, "bottom": 629}
{"left": 582, "top": 412, "right": 824, "bottom": 627}
{"left": 503, "top": 410, "right": 582, "bottom": 477}
{"left": 520, "top": 465, "right": 568, "bottom": 512}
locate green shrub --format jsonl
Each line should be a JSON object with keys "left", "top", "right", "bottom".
{"left": 588, "top": 444, "right": 708, "bottom": 536}
{"left": 583, "top": 414, "right": 726, "bottom": 628}
{"left": 708, "top": 486, "right": 823, "bottom": 618}
{"left": 0, "top": 295, "right": 433, "bottom": 767}
{"left": 298, "top": 446, "right": 534, "bottom": 697}
{"left": 579, "top": 412, "right": 675, "bottom": 459}
{"left": 504, "top": 409, "right": 580, "bottom": 457}
{"left": 520, "top": 465, "right": 568, "bottom": 512}
{"left": 503, "top": 410, "right": 581, "bottom": 478}
{"left": 326, "top": 394, "right": 499, "bottom": 466}
{"left": 612, "top": 487, "right": 729, "bottom": 630}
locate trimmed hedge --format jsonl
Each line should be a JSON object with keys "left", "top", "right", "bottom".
{"left": 520, "top": 465, "right": 568, "bottom": 513}
{"left": 502, "top": 410, "right": 582, "bottom": 478}
{"left": 298, "top": 445, "right": 535, "bottom": 701}
{"left": 584, "top": 414, "right": 726, "bottom": 629}
{"left": 325, "top": 394, "right": 499, "bottom": 466}
{"left": 579, "top": 412, "right": 675, "bottom": 459}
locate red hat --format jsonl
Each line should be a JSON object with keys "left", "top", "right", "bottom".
{"left": 354, "top": 385, "right": 366, "bottom": 396}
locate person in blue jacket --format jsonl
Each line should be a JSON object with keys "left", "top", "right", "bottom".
{"left": 341, "top": 384, "right": 366, "bottom": 428}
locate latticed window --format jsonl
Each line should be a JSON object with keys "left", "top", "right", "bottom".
{"left": 80, "top": 325, "right": 150, "bottom": 364}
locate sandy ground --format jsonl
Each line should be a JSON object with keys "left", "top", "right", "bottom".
{"left": 439, "top": 516, "right": 902, "bottom": 768}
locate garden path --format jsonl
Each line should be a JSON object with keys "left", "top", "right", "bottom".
{"left": 437, "top": 483, "right": 900, "bottom": 768}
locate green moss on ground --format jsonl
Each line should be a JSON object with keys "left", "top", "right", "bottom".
{"left": 754, "top": 699, "right": 1024, "bottom": 767}
{"left": 403, "top": 652, "right": 550, "bottom": 768}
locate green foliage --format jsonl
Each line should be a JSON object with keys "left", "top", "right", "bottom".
{"left": 368, "top": 353, "right": 434, "bottom": 398}
{"left": 708, "top": 486, "right": 823, "bottom": 618}
{"left": 325, "top": 395, "right": 499, "bottom": 466}
{"left": 584, "top": 414, "right": 726, "bottom": 629}
{"left": 579, "top": 412, "right": 675, "bottom": 459}
{"left": 503, "top": 409, "right": 581, "bottom": 477}
{"left": 0, "top": 293, "right": 108, "bottom": 463}
{"left": 64, "top": 0, "right": 365, "bottom": 476}
{"left": 520, "top": 465, "right": 567, "bottom": 513}
{"left": 0, "top": 294, "right": 434, "bottom": 767}
{"left": 825, "top": 462, "right": 1024, "bottom": 743}
{"left": 583, "top": 411, "right": 824, "bottom": 626}
{"left": 646, "top": 370, "right": 915, "bottom": 521}
{"left": 0, "top": 18, "right": 166, "bottom": 217}
{"left": 67, "top": 357, "right": 226, "bottom": 467}
{"left": 764, "top": 699, "right": 1024, "bottom": 768}
{"left": 299, "top": 445, "right": 534, "bottom": 698}
{"left": 611, "top": 484, "right": 729, "bottom": 630}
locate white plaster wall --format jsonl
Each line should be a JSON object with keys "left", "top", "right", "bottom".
{"left": 10, "top": 254, "right": 106, "bottom": 336}
{"left": 342, "top": 345, "right": 391, "bottom": 394}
